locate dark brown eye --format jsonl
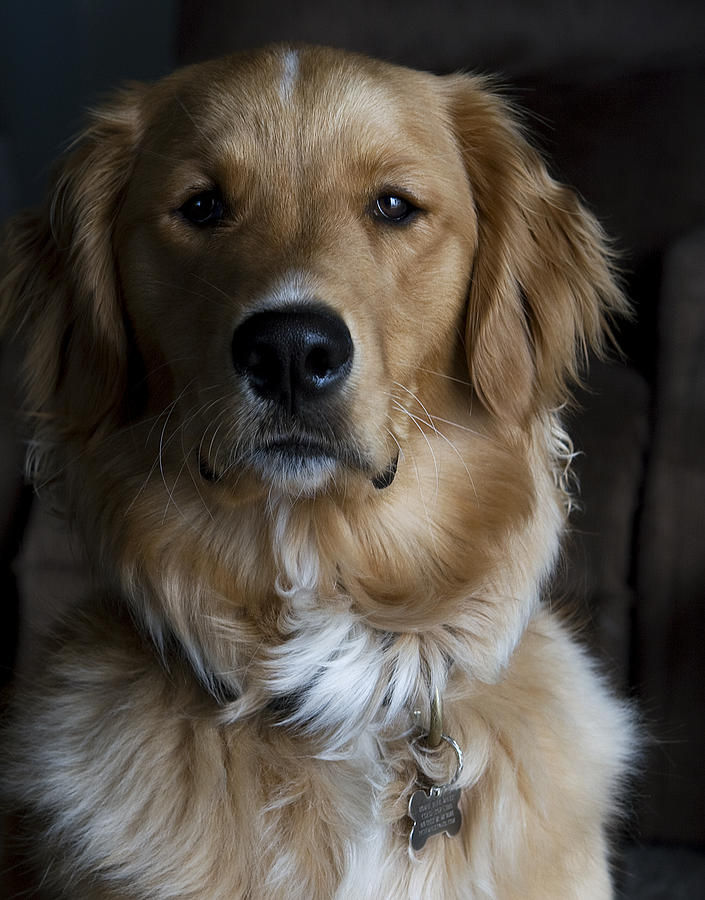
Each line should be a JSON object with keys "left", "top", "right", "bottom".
{"left": 375, "top": 194, "right": 415, "bottom": 223}
{"left": 179, "top": 190, "right": 224, "bottom": 226}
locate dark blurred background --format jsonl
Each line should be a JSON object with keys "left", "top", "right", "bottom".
{"left": 1, "top": 2, "right": 704, "bottom": 897}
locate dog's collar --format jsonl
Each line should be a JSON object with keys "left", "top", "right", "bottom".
{"left": 153, "top": 621, "right": 317, "bottom": 717}
{"left": 148, "top": 622, "right": 239, "bottom": 705}
{"left": 154, "top": 619, "right": 456, "bottom": 738}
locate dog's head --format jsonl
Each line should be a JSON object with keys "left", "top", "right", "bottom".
{"left": 1, "top": 45, "right": 623, "bottom": 506}
{"left": 1, "top": 44, "right": 630, "bottom": 723}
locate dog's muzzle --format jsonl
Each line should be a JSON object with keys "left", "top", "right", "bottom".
{"left": 231, "top": 304, "right": 353, "bottom": 414}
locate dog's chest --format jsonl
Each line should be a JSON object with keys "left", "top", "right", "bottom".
{"left": 55, "top": 673, "right": 406, "bottom": 897}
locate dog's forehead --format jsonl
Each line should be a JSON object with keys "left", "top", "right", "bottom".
{"left": 151, "top": 46, "right": 452, "bottom": 166}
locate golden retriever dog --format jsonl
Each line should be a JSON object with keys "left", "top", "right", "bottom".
{"left": 1, "top": 45, "right": 634, "bottom": 898}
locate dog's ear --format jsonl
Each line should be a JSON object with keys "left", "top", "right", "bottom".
{"left": 0, "top": 87, "right": 145, "bottom": 470}
{"left": 443, "top": 75, "right": 627, "bottom": 424}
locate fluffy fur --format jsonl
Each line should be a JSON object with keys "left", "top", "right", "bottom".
{"left": 1, "top": 45, "right": 633, "bottom": 898}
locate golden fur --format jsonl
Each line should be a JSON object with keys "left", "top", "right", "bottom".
{"left": 1, "top": 45, "right": 633, "bottom": 898}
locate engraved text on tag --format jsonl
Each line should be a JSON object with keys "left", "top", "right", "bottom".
{"left": 408, "top": 786, "right": 462, "bottom": 851}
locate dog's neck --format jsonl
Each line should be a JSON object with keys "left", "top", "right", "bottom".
{"left": 131, "top": 487, "right": 551, "bottom": 752}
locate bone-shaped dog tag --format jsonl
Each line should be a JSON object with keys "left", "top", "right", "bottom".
{"left": 408, "top": 784, "right": 462, "bottom": 851}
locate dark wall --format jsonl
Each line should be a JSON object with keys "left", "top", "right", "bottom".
{"left": 0, "top": 0, "right": 177, "bottom": 216}
{"left": 178, "top": 0, "right": 705, "bottom": 79}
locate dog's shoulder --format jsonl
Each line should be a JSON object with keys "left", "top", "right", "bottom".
{"left": 2, "top": 601, "right": 238, "bottom": 895}
{"left": 472, "top": 607, "right": 636, "bottom": 828}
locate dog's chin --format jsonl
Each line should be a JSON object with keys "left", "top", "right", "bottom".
{"left": 199, "top": 443, "right": 343, "bottom": 497}
{"left": 252, "top": 446, "right": 340, "bottom": 495}
{"left": 199, "top": 439, "right": 397, "bottom": 497}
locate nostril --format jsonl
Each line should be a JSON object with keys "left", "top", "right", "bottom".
{"left": 232, "top": 330, "right": 282, "bottom": 394}
{"left": 247, "top": 345, "right": 281, "bottom": 387}
{"left": 304, "top": 341, "right": 350, "bottom": 383}
{"left": 300, "top": 323, "right": 353, "bottom": 392}
{"left": 305, "top": 346, "right": 332, "bottom": 380}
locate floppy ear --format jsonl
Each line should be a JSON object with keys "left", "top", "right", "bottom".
{"left": 444, "top": 75, "right": 627, "bottom": 424}
{"left": 0, "top": 87, "right": 145, "bottom": 475}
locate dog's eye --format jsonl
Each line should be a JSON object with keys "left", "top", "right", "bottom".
{"left": 375, "top": 194, "right": 416, "bottom": 223}
{"left": 179, "top": 190, "right": 225, "bottom": 226}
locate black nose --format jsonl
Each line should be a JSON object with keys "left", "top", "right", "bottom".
{"left": 231, "top": 305, "right": 354, "bottom": 411}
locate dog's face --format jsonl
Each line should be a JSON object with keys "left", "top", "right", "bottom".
{"left": 113, "top": 49, "right": 476, "bottom": 495}
{"left": 1, "top": 45, "right": 624, "bottom": 604}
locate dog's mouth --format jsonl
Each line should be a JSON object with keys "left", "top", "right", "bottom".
{"left": 262, "top": 437, "right": 338, "bottom": 460}
{"left": 197, "top": 434, "right": 345, "bottom": 489}
{"left": 198, "top": 436, "right": 398, "bottom": 492}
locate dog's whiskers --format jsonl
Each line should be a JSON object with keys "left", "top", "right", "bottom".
{"left": 384, "top": 412, "right": 439, "bottom": 554}
{"left": 391, "top": 381, "right": 438, "bottom": 433}
{"left": 191, "top": 272, "right": 238, "bottom": 304}
{"left": 178, "top": 424, "right": 216, "bottom": 522}
{"left": 417, "top": 366, "right": 472, "bottom": 388}
{"left": 143, "top": 378, "right": 198, "bottom": 447}
{"left": 390, "top": 398, "right": 440, "bottom": 498}
{"left": 384, "top": 426, "right": 404, "bottom": 466}
{"left": 158, "top": 402, "right": 185, "bottom": 524}
{"left": 150, "top": 278, "right": 235, "bottom": 313}
{"left": 126, "top": 380, "right": 203, "bottom": 516}
{"left": 428, "top": 414, "right": 500, "bottom": 445}
{"left": 405, "top": 409, "right": 478, "bottom": 503}
{"left": 155, "top": 386, "right": 226, "bottom": 523}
